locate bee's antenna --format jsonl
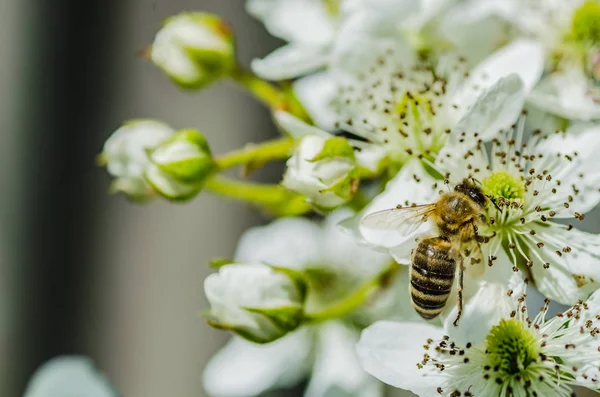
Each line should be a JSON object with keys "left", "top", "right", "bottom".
{"left": 471, "top": 177, "right": 482, "bottom": 185}
{"left": 486, "top": 194, "right": 501, "bottom": 212}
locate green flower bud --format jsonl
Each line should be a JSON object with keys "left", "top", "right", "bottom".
{"left": 282, "top": 135, "right": 358, "bottom": 211}
{"left": 151, "top": 12, "right": 235, "bottom": 89}
{"left": 204, "top": 263, "right": 307, "bottom": 343}
{"left": 145, "top": 129, "right": 216, "bottom": 201}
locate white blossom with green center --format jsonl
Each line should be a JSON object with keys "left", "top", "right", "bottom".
{"left": 332, "top": 43, "right": 545, "bottom": 168}
{"left": 504, "top": 0, "right": 600, "bottom": 119}
{"left": 349, "top": 117, "right": 600, "bottom": 334}
{"left": 357, "top": 285, "right": 600, "bottom": 396}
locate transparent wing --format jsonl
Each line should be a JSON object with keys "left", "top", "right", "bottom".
{"left": 360, "top": 204, "right": 436, "bottom": 237}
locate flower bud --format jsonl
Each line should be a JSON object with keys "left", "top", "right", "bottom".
{"left": 151, "top": 12, "right": 235, "bottom": 89}
{"left": 99, "top": 119, "right": 174, "bottom": 200}
{"left": 145, "top": 129, "right": 216, "bottom": 201}
{"left": 204, "top": 263, "right": 307, "bottom": 343}
{"left": 282, "top": 135, "right": 358, "bottom": 211}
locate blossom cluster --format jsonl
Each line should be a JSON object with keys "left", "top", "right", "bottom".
{"left": 68, "top": 1, "right": 600, "bottom": 396}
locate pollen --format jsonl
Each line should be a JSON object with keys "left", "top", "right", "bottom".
{"left": 572, "top": 1, "right": 600, "bottom": 44}
{"left": 486, "top": 319, "right": 540, "bottom": 376}
{"left": 482, "top": 171, "right": 525, "bottom": 202}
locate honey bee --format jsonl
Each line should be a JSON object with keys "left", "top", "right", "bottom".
{"left": 362, "top": 178, "right": 495, "bottom": 326}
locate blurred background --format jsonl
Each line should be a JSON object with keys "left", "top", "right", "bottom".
{"left": 1, "top": 0, "right": 599, "bottom": 396}
{"left": 1, "top": 0, "right": 284, "bottom": 395}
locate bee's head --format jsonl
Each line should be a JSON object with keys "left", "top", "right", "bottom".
{"left": 454, "top": 178, "right": 487, "bottom": 208}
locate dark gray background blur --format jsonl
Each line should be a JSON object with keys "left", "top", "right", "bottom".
{"left": 2, "top": 1, "right": 599, "bottom": 396}
{"left": 1, "top": 0, "right": 282, "bottom": 395}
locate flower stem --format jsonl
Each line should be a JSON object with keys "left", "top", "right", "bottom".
{"left": 215, "top": 137, "right": 295, "bottom": 170}
{"left": 204, "top": 175, "right": 311, "bottom": 216}
{"left": 229, "top": 66, "right": 313, "bottom": 123}
{"left": 303, "top": 262, "right": 402, "bottom": 323}
{"left": 230, "top": 66, "right": 283, "bottom": 109}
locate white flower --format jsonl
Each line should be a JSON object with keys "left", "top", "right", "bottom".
{"left": 355, "top": 118, "right": 600, "bottom": 309}
{"left": 357, "top": 286, "right": 600, "bottom": 397}
{"left": 503, "top": 0, "right": 600, "bottom": 120}
{"left": 246, "top": 0, "right": 419, "bottom": 81}
{"left": 100, "top": 119, "right": 174, "bottom": 200}
{"left": 333, "top": 40, "right": 544, "bottom": 166}
{"left": 145, "top": 128, "right": 216, "bottom": 201}
{"left": 23, "top": 356, "right": 117, "bottom": 397}
{"left": 203, "top": 212, "right": 396, "bottom": 397}
{"left": 204, "top": 263, "right": 306, "bottom": 343}
{"left": 281, "top": 40, "right": 543, "bottom": 172}
{"left": 151, "top": 12, "right": 235, "bottom": 89}
{"left": 282, "top": 135, "right": 358, "bottom": 211}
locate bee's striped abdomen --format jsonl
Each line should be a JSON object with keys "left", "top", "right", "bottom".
{"left": 410, "top": 237, "right": 456, "bottom": 320}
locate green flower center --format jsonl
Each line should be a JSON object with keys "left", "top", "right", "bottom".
{"left": 486, "top": 319, "right": 540, "bottom": 375}
{"left": 322, "top": 0, "right": 341, "bottom": 16}
{"left": 572, "top": 1, "right": 600, "bottom": 44}
{"left": 482, "top": 171, "right": 525, "bottom": 202}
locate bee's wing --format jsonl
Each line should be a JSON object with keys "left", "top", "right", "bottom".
{"left": 361, "top": 204, "right": 436, "bottom": 237}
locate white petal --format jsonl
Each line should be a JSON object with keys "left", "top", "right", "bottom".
{"left": 274, "top": 111, "right": 330, "bottom": 139}
{"left": 246, "top": 0, "right": 335, "bottom": 45}
{"left": 293, "top": 72, "right": 339, "bottom": 131}
{"left": 251, "top": 44, "right": 328, "bottom": 81}
{"left": 356, "top": 321, "right": 444, "bottom": 396}
{"left": 331, "top": 11, "right": 416, "bottom": 79}
{"left": 359, "top": 160, "right": 436, "bottom": 249}
{"left": 451, "top": 75, "right": 525, "bottom": 143}
{"left": 305, "top": 322, "right": 383, "bottom": 397}
{"left": 203, "top": 331, "right": 313, "bottom": 397}
{"left": 531, "top": 227, "right": 600, "bottom": 305}
{"left": 528, "top": 69, "right": 600, "bottom": 121}
{"left": 322, "top": 209, "right": 392, "bottom": 281}
{"left": 460, "top": 40, "right": 544, "bottom": 97}
{"left": 234, "top": 217, "right": 324, "bottom": 270}
{"left": 441, "top": 249, "right": 525, "bottom": 345}
{"left": 535, "top": 123, "right": 600, "bottom": 215}
{"left": 24, "top": 356, "right": 117, "bottom": 397}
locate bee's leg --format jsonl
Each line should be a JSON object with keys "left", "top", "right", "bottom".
{"left": 453, "top": 259, "right": 465, "bottom": 327}
{"left": 474, "top": 231, "right": 496, "bottom": 244}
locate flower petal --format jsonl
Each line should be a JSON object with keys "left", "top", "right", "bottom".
{"left": 528, "top": 69, "right": 600, "bottom": 121}
{"left": 441, "top": 249, "right": 525, "bottom": 345}
{"left": 274, "top": 111, "right": 330, "bottom": 139}
{"left": 323, "top": 209, "right": 391, "bottom": 281}
{"left": 530, "top": 226, "right": 600, "bottom": 305}
{"left": 251, "top": 44, "right": 328, "bottom": 81}
{"left": 535, "top": 123, "right": 600, "bottom": 216}
{"left": 203, "top": 330, "right": 313, "bottom": 397}
{"left": 331, "top": 10, "right": 416, "bottom": 79}
{"left": 305, "top": 322, "right": 383, "bottom": 397}
{"left": 460, "top": 39, "right": 544, "bottom": 97}
{"left": 23, "top": 356, "right": 118, "bottom": 397}
{"left": 246, "top": 0, "right": 335, "bottom": 45}
{"left": 450, "top": 74, "right": 525, "bottom": 143}
{"left": 293, "top": 72, "right": 339, "bottom": 131}
{"left": 359, "top": 160, "right": 436, "bottom": 249}
{"left": 234, "top": 217, "right": 324, "bottom": 270}
{"left": 356, "top": 321, "right": 444, "bottom": 396}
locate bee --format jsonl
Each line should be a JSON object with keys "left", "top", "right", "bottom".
{"left": 362, "top": 178, "right": 495, "bottom": 326}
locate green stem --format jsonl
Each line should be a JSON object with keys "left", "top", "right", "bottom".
{"left": 230, "top": 66, "right": 283, "bottom": 109}
{"left": 303, "top": 262, "right": 402, "bottom": 323}
{"left": 215, "top": 137, "right": 295, "bottom": 170}
{"left": 204, "top": 175, "right": 311, "bottom": 216}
